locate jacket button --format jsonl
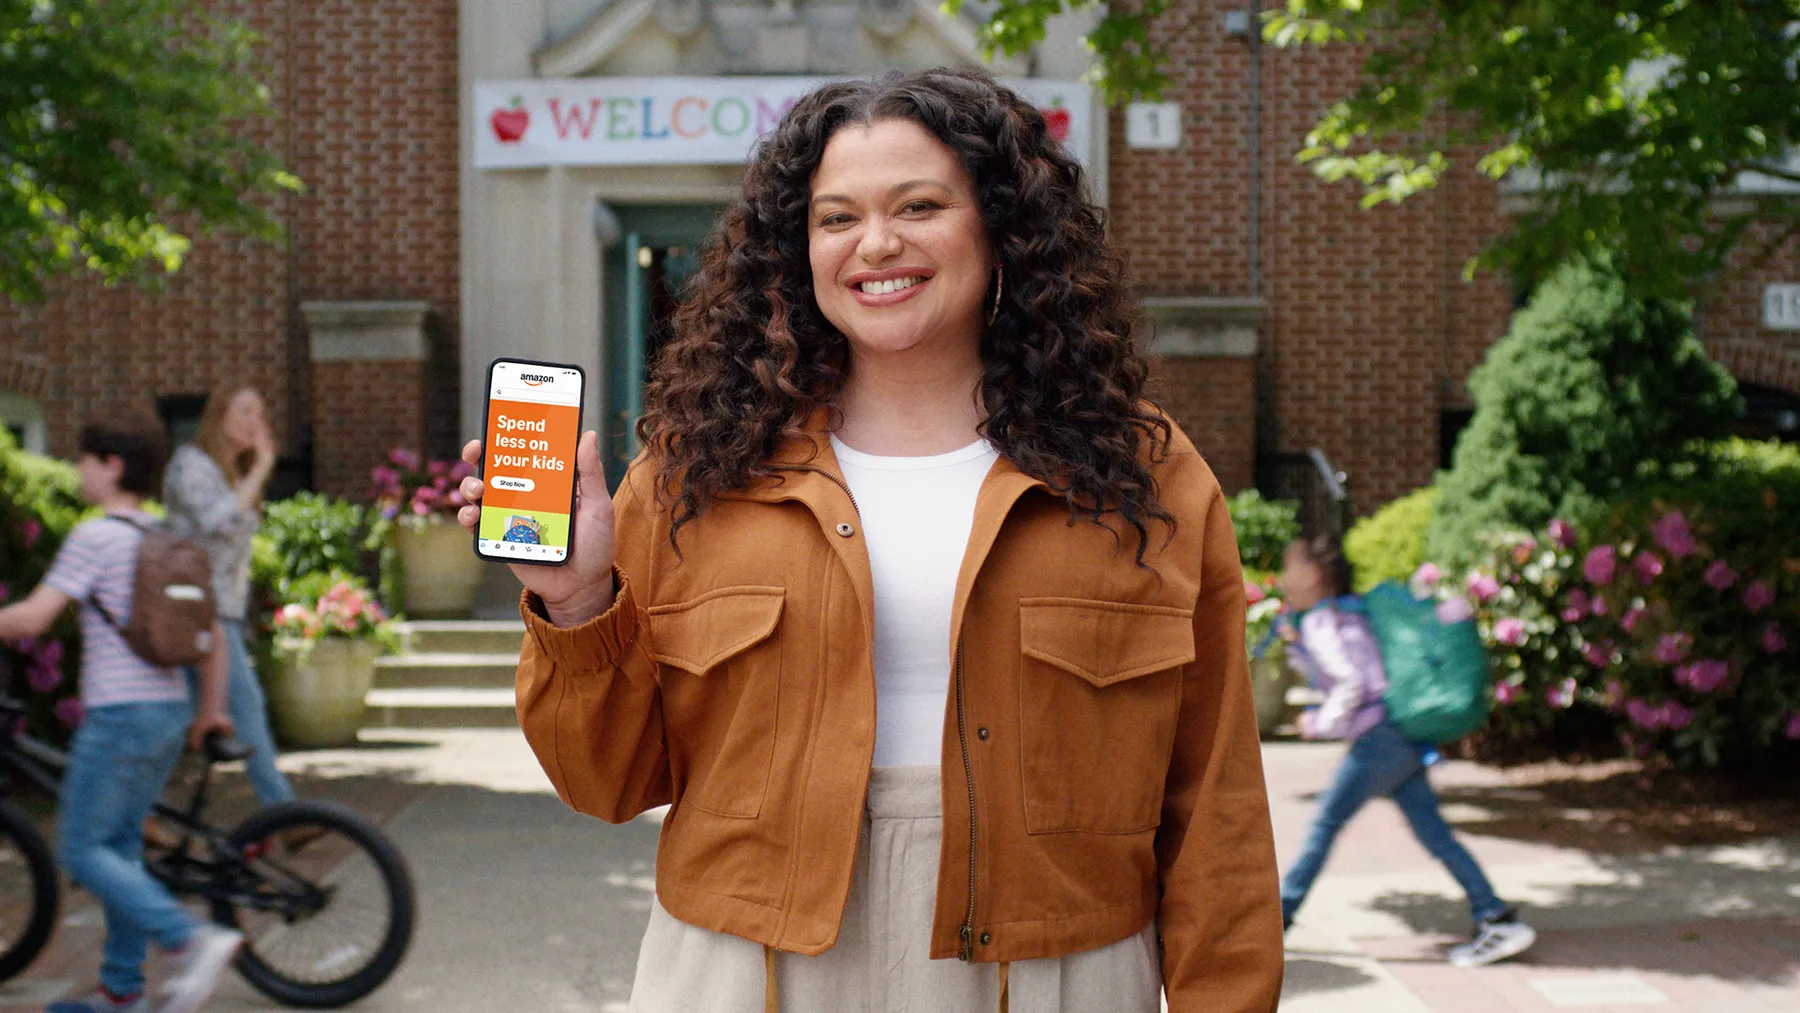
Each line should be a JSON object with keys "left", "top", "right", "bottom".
{"left": 835, "top": 522, "right": 855, "bottom": 537}
{"left": 979, "top": 932, "right": 991, "bottom": 945}
{"left": 977, "top": 726, "right": 989, "bottom": 740}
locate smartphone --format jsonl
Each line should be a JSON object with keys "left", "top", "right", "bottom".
{"left": 475, "top": 358, "right": 585, "bottom": 566}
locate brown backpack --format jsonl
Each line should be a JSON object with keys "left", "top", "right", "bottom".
{"left": 90, "top": 516, "right": 218, "bottom": 667}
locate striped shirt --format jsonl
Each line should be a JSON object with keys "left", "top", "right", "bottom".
{"left": 42, "top": 513, "right": 190, "bottom": 709}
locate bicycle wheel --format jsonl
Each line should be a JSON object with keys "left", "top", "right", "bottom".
{"left": 0, "top": 798, "right": 58, "bottom": 981}
{"left": 215, "top": 800, "right": 415, "bottom": 1008}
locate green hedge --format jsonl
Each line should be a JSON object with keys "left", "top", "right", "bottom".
{"left": 0, "top": 429, "right": 87, "bottom": 741}
{"left": 1227, "top": 489, "right": 1300, "bottom": 573}
{"left": 1345, "top": 485, "right": 1439, "bottom": 593}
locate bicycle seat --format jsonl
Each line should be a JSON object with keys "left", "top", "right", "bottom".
{"left": 203, "top": 734, "right": 255, "bottom": 764}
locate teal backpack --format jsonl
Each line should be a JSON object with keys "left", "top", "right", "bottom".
{"left": 1360, "top": 581, "right": 1492, "bottom": 743}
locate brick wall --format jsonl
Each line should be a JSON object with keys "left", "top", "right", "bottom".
{"left": 1110, "top": 4, "right": 1519, "bottom": 513}
{"left": 311, "top": 360, "right": 429, "bottom": 496}
{"left": 0, "top": 0, "right": 461, "bottom": 500}
{"left": 1145, "top": 355, "right": 1257, "bottom": 493}
{"left": 288, "top": 0, "right": 462, "bottom": 493}
{"left": 1701, "top": 224, "right": 1800, "bottom": 396}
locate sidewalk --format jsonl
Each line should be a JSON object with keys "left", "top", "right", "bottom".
{"left": 0, "top": 732, "right": 1792, "bottom": 1011}
{"left": 1265, "top": 740, "right": 1800, "bottom": 1012}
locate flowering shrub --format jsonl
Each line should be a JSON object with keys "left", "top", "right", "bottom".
{"left": 369, "top": 448, "right": 474, "bottom": 526}
{"left": 1465, "top": 505, "right": 1798, "bottom": 768}
{"left": 272, "top": 575, "right": 395, "bottom": 649}
{"left": 0, "top": 428, "right": 87, "bottom": 741}
{"left": 1243, "top": 571, "right": 1285, "bottom": 658}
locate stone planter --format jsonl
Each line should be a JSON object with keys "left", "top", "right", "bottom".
{"left": 395, "top": 516, "right": 484, "bottom": 618}
{"left": 1251, "top": 654, "right": 1300, "bottom": 737}
{"left": 268, "top": 637, "right": 384, "bottom": 748}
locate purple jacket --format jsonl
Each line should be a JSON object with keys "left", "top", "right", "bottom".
{"left": 1287, "top": 604, "right": 1389, "bottom": 741}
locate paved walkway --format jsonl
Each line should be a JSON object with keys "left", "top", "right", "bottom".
{"left": 0, "top": 731, "right": 1792, "bottom": 1011}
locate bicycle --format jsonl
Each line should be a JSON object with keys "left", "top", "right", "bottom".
{"left": 0, "top": 695, "right": 416, "bottom": 1008}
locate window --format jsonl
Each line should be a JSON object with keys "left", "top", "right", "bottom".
{"left": 0, "top": 392, "right": 46, "bottom": 454}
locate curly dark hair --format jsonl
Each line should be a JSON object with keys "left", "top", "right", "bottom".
{"left": 641, "top": 68, "right": 1174, "bottom": 560}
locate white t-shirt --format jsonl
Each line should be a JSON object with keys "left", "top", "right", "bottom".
{"left": 830, "top": 435, "right": 999, "bottom": 768}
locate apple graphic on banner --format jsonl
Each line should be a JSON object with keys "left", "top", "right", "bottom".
{"left": 1040, "top": 98, "right": 1071, "bottom": 142}
{"left": 490, "top": 97, "right": 529, "bottom": 144}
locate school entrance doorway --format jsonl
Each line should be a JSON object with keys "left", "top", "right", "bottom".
{"left": 601, "top": 202, "right": 726, "bottom": 489}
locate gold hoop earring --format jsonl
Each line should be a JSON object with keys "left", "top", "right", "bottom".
{"left": 987, "top": 266, "right": 1004, "bottom": 326}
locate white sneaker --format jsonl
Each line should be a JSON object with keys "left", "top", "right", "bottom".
{"left": 154, "top": 923, "right": 243, "bottom": 1013}
{"left": 1447, "top": 911, "right": 1536, "bottom": 967}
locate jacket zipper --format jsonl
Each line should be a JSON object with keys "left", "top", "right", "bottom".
{"left": 788, "top": 461, "right": 980, "bottom": 960}
{"left": 954, "top": 635, "right": 978, "bottom": 960}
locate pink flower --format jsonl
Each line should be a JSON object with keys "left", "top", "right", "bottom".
{"left": 1624, "top": 698, "right": 1659, "bottom": 729}
{"left": 1703, "top": 560, "right": 1736, "bottom": 591}
{"left": 1493, "top": 681, "right": 1522, "bottom": 706}
{"left": 1562, "top": 589, "right": 1590, "bottom": 624}
{"left": 1762, "top": 622, "right": 1787, "bottom": 655}
{"left": 427, "top": 460, "right": 450, "bottom": 478}
{"left": 388, "top": 448, "right": 421, "bottom": 470}
{"left": 1548, "top": 678, "right": 1577, "bottom": 709}
{"left": 450, "top": 460, "right": 475, "bottom": 482}
{"left": 54, "top": 697, "right": 83, "bottom": 729}
{"left": 1244, "top": 580, "right": 1267, "bottom": 606}
{"left": 369, "top": 465, "right": 399, "bottom": 486}
{"left": 447, "top": 490, "right": 467, "bottom": 508}
{"left": 27, "top": 661, "right": 61, "bottom": 693}
{"left": 1742, "top": 580, "right": 1774, "bottom": 613}
{"left": 1581, "top": 641, "right": 1612, "bottom": 667}
{"left": 1493, "top": 617, "right": 1527, "bottom": 646}
{"left": 1650, "top": 512, "right": 1697, "bottom": 559}
{"left": 1467, "top": 573, "right": 1501, "bottom": 603}
{"left": 411, "top": 501, "right": 431, "bottom": 516}
{"left": 1675, "top": 659, "right": 1730, "bottom": 694}
{"left": 1660, "top": 700, "right": 1694, "bottom": 731}
{"left": 1652, "top": 632, "right": 1692, "bottom": 664}
{"left": 33, "top": 640, "right": 63, "bottom": 669}
{"left": 1785, "top": 712, "right": 1800, "bottom": 740}
{"left": 1583, "top": 545, "right": 1617, "bottom": 585}
{"left": 1590, "top": 594, "right": 1609, "bottom": 617}
{"left": 19, "top": 519, "right": 42, "bottom": 548}
{"left": 1436, "top": 597, "right": 1474, "bottom": 624}
{"left": 1412, "top": 562, "right": 1442, "bottom": 590}
{"left": 1548, "top": 518, "right": 1577, "bottom": 549}
{"left": 1602, "top": 679, "right": 1625, "bottom": 708}
{"left": 1632, "top": 551, "right": 1664, "bottom": 585}
{"left": 0, "top": 583, "right": 10, "bottom": 601}
{"left": 1622, "top": 607, "right": 1648, "bottom": 633}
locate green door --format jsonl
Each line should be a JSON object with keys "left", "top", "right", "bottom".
{"left": 602, "top": 203, "right": 722, "bottom": 489}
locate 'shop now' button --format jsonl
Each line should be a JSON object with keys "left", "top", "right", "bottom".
{"left": 491, "top": 475, "right": 535, "bottom": 492}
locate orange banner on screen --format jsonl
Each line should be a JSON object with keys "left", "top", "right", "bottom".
{"left": 482, "top": 398, "right": 579, "bottom": 515}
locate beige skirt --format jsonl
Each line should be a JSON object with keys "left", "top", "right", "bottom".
{"left": 628, "top": 766, "right": 1162, "bottom": 1013}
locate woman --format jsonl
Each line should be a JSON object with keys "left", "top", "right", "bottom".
{"left": 459, "top": 70, "right": 1282, "bottom": 1012}
{"left": 1276, "top": 535, "right": 1535, "bottom": 967}
{"left": 163, "top": 386, "right": 295, "bottom": 806}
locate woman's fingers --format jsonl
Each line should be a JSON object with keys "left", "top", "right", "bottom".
{"left": 461, "top": 439, "right": 482, "bottom": 467}
{"left": 457, "top": 504, "right": 479, "bottom": 531}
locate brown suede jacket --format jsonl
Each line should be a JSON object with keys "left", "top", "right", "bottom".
{"left": 514, "top": 414, "right": 1284, "bottom": 1011}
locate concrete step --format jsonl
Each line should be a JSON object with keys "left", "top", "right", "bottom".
{"left": 363, "top": 688, "right": 519, "bottom": 730}
{"left": 393, "top": 619, "right": 525, "bottom": 656}
{"left": 373, "top": 652, "right": 519, "bottom": 690}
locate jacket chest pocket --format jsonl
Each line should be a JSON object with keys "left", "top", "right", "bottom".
{"left": 1016, "top": 598, "right": 1194, "bottom": 835}
{"left": 650, "top": 587, "right": 785, "bottom": 819}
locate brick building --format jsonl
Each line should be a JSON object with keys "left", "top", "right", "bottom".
{"left": 2, "top": 0, "right": 1795, "bottom": 514}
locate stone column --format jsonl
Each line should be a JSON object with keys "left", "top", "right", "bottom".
{"left": 302, "top": 301, "right": 433, "bottom": 498}
{"left": 1140, "top": 297, "right": 1261, "bottom": 493}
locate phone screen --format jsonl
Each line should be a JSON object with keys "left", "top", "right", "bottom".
{"left": 476, "top": 359, "right": 585, "bottom": 565}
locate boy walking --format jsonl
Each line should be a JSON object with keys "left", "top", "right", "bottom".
{"left": 0, "top": 417, "right": 244, "bottom": 1013}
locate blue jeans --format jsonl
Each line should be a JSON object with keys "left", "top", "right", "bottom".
{"left": 57, "top": 701, "right": 198, "bottom": 997}
{"left": 1280, "top": 718, "right": 1505, "bottom": 925}
{"left": 186, "top": 619, "right": 293, "bottom": 805}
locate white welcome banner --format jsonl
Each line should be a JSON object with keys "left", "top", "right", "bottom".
{"left": 474, "top": 77, "right": 1092, "bottom": 169}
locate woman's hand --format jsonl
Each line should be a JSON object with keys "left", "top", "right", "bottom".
{"left": 458, "top": 431, "right": 618, "bottom": 626}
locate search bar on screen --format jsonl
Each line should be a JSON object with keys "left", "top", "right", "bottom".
{"left": 493, "top": 387, "right": 579, "bottom": 405}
